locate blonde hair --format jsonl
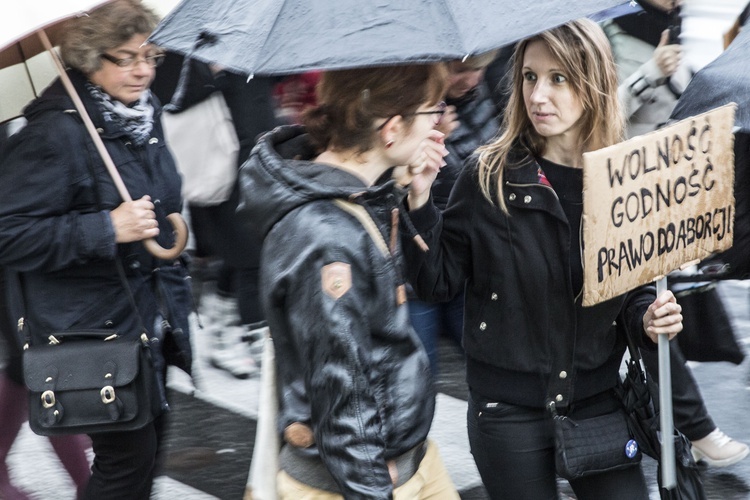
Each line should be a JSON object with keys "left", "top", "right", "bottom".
{"left": 477, "top": 19, "right": 624, "bottom": 212}
{"left": 461, "top": 50, "right": 499, "bottom": 70}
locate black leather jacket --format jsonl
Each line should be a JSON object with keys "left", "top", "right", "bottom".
{"left": 404, "top": 153, "right": 656, "bottom": 410}
{"left": 237, "top": 126, "right": 434, "bottom": 499}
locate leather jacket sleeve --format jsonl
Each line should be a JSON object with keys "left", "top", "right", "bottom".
{"left": 403, "top": 164, "right": 477, "bottom": 302}
{"left": 270, "top": 238, "right": 394, "bottom": 498}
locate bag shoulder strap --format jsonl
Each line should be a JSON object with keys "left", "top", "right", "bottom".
{"left": 332, "top": 199, "right": 407, "bottom": 305}
{"left": 333, "top": 199, "right": 389, "bottom": 258}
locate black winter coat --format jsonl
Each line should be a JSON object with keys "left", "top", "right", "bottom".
{"left": 404, "top": 153, "right": 655, "bottom": 410}
{"left": 0, "top": 70, "right": 193, "bottom": 394}
{"left": 237, "top": 126, "right": 434, "bottom": 499}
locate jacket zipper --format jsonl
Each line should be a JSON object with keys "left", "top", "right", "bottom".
{"left": 505, "top": 180, "right": 584, "bottom": 303}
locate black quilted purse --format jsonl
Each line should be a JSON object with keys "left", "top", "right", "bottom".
{"left": 549, "top": 400, "right": 642, "bottom": 480}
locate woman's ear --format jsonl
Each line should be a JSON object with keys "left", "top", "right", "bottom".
{"left": 379, "top": 115, "right": 405, "bottom": 147}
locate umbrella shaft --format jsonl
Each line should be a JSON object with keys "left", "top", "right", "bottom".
{"left": 36, "top": 30, "right": 132, "bottom": 203}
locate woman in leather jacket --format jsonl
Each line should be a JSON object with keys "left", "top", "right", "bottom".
{"left": 403, "top": 19, "right": 683, "bottom": 499}
{"left": 238, "top": 65, "right": 459, "bottom": 499}
{"left": 0, "top": 1, "right": 192, "bottom": 498}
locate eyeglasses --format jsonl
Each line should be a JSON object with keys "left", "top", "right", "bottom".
{"left": 376, "top": 101, "right": 447, "bottom": 130}
{"left": 100, "top": 53, "right": 165, "bottom": 70}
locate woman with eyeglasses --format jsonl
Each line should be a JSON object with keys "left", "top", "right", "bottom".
{"left": 403, "top": 19, "right": 683, "bottom": 499}
{"left": 237, "top": 65, "right": 459, "bottom": 498}
{"left": 0, "top": 1, "right": 192, "bottom": 498}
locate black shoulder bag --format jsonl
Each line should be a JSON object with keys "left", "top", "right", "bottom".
{"left": 21, "top": 260, "right": 160, "bottom": 436}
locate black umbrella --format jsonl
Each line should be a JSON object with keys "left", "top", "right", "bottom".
{"left": 670, "top": 24, "right": 750, "bottom": 132}
{"left": 617, "top": 340, "right": 707, "bottom": 499}
{"left": 149, "top": 0, "right": 629, "bottom": 76}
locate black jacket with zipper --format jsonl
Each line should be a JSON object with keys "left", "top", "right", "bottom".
{"left": 237, "top": 125, "right": 434, "bottom": 499}
{"left": 404, "top": 152, "right": 655, "bottom": 410}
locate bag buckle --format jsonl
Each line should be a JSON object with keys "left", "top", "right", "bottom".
{"left": 41, "top": 390, "right": 56, "bottom": 409}
{"left": 100, "top": 386, "right": 116, "bottom": 404}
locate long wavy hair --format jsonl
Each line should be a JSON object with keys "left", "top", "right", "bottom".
{"left": 477, "top": 19, "right": 624, "bottom": 213}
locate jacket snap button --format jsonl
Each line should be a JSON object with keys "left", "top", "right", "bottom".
{"left": 523, "top": 195, "right": 532, "bottom": 203}
{"left": 555, "top": 394, "right": 564, "bottom": 402}
{"left": 559, "top": 371, "right": 567, "bottom": 379}
{"left": 491, "top": 293, "right": 498, "bottom": 300}
{"left": 149, "top": 137, "right": 159, "bottom": 144}
{"left": 508, "top": 193, "right": 516, "bottom": 201}
{"left": 479, "top": 322, "right": 487, "bottom": 331}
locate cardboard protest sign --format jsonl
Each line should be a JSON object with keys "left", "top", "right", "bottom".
{"left": 582, "top": 104, "right": 736, "bottom": 306}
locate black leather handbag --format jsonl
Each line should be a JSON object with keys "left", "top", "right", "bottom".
{"left": 21, "top": 257, "right": 160, "bottom": 436}
{"left": 23, "top": 329, "right": 158, "bottom": 436}
{"left": 550, "top": 401, "right": 642, "bottom": 480}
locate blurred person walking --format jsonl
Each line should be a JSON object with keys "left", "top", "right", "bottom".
{"left": 238, "top": 64, "right": 459, "bottom": 498}
{"left": 154, "top": 57, "right": 278, "bottom": 379}
{"left": 408, "top": 50, "right": 502, "bottom": 375}
{"left": 403, "top": 19, "right": 683, "bottom": 499}
{"left": 0, "top": 1, "right": 193, "bottom": 498}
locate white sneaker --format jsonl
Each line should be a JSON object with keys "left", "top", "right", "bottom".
{"left": 210, "top": 348, "right": 258, "bottom": 379}
{"left": 209, "top": 326, "right": 259, "bottom": 379}
{"left": 691, "top": 428, "right": 750, "bottom": 467}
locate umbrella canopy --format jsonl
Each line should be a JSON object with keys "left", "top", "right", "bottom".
{"left": 149, "top": 0, "right": 629, "bottom": 76}
{"left": 0, "top": 1, "right": 118, "bottom": 123}
{"left": 0, "top": 0, "right": 118, "bottom": 69}
{"left": 670, "top": 24, "right": 750, "bottom": 132}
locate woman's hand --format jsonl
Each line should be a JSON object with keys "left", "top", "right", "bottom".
{"left": 642, "top": 290, "right": 682, "bottom": 343}
{"left": 110, "top": 195, "right": 159, "bottom": 243}
{"left": 435, "top": 104, "right": 460, "bottom": 139}
{"left": 654, "top": 29, "right": 683, "bottom": 78}
{"left": 394, "top": 130, "right": 448, "bottom": 210}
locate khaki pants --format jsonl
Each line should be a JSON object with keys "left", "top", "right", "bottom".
{"left": 277, "top": 439, "right": 460, "bottom": 500}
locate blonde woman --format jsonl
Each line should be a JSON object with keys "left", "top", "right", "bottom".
{"left": 404, "top": 19, "right": 683, "bottom": 499}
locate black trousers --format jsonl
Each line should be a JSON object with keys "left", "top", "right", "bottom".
{"left": 467, "top": 390, "right": 649, "bottom": 500}
{"left": 83, "top": 415, "right": 166, "bottom": 500}
{"left": 641, "top": 340, "right": 716, "bottom": 442}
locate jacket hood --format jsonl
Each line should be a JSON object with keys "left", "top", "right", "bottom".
{"left": 238, "top": 125, "right": 406, "bottom": 239}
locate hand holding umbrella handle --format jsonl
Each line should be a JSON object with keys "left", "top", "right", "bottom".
{"left": 38, "top": 29, "right": 189, "bottom": 261}
{"left": 143, "top": 213, "right": 189, "bottom": 260}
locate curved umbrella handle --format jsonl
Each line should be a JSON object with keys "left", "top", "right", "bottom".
{"left": 143, "top": 212, "right": 189, "bottom": 260}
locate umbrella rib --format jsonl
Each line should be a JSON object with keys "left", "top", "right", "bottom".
{"left": 16, "top": 42, "right": 38, "bottom": 97}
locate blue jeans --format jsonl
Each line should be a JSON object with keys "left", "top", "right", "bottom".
{"left": 408, "top": 292, "right": 464, "bottom": 375}
{"left": 467, "top": 390, "right": 649, "bottom": 500}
